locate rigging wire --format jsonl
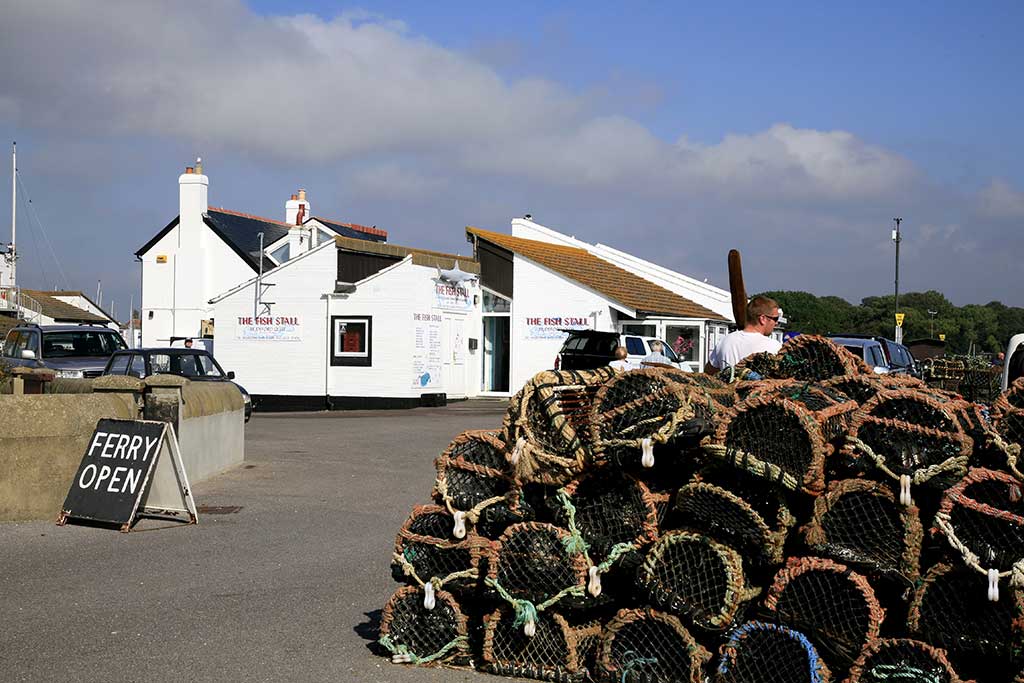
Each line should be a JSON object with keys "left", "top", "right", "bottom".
{"left": 15, "top": 167, "right": 71, "bottom": 291}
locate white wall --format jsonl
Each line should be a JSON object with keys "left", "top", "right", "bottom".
{"left": 140, "top": 222, "right": 254, "bottom": 345}
{"left": 509, "top": 254, "right": 618, "bottom": 392}
{"left": 211, "top": 246, "right": 481, "bottom": 400}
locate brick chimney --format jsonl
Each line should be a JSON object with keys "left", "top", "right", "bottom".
{"left": 285, "top": 188, "right": 311, "bottom": 225}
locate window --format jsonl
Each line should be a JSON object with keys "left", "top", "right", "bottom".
{"left": 40, "top": 331, "right": 126, "bottom": 357}
{"left": 483, "top": 290, "right": 510, "bottom": 313}
{"left": 176, "top": 354, "right": 200, "bottom": 377}
{"left": 625, "top": 337, "right": 646, "bottom": 355}
{"left": 128, "top": 354, "right": 146, "bottom": 378}
{"left": 270, "top": 243, "right": 290, "bottom": 264}
{"left": 622, "top": 324, "right": 656, "bottom": 337}
{"left": 869, "top": 345, "right": 886, "bottom": 367}
{"left": 316, "top": 228, "right": 333, "bottom": 246}
{"left": 196, "top": 354, "right": 223, "bottom": 377}
{"left": 107, "top": 355, "right": 130, "bottom": 375}
{"left": 2, "top": 331, "right": 16, "bottom": 357}
{"left": 330, "top": 316, "right": 372, "bottom": 366}
{"left": 150, "top": 353, "right": 171, "bottom": 374}
{"left": 665, "top": 325, "right": 699, "bottom": 362}
{"left": 652, "top": 340, "right": 680, "bottom": 362}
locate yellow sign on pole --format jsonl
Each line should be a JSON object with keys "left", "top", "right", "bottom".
{"left": 895, "top": 313, "right": 905, "bottom": 327}
{"left": 939, "top": 333, "right": 946, "bottom": 341}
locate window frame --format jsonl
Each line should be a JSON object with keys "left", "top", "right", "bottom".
{"left": 330, "top": 315, "right": 373, "bottom": 367}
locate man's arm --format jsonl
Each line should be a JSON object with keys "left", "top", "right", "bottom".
{"left": 704, "top": 362, "right": 720, "bottom": 375}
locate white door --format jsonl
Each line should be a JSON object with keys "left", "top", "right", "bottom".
{"left": 444, "top": 315, "right": 467, "bottom": 398}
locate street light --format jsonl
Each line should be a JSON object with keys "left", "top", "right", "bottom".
{"left": 927, "top": 309, "right": 937, "bottom": 339}
{"left": 892, "top": 217, "right": 902, "bottom": 343}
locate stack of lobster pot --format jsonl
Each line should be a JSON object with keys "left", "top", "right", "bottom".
{"left": 378, "top": 336, "right": 1024, "bottom": 683}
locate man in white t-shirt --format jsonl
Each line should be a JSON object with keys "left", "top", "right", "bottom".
{"left": 706, "top": 296, "right": 783, "bottom": 374}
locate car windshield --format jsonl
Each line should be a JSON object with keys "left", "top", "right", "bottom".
{"left": 150, "top": 352, "right": 225, "bottom": 378}
{"left": 42, "top": 330, "right": 127, "bottom": 357}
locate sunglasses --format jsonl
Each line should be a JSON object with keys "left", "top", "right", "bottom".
{"left": 762, "top": 314, "right": 780, "bottom": 322}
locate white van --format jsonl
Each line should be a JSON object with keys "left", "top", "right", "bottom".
{"left": 1002, "top": 333, "right": 1024, "bottom": 391}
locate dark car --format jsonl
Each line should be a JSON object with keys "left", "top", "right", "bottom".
{"left": 2, "top": 323, "right": 127, "bottom": 378}
{"left": 556, "top": 329, "right": 688, "bottom": 371}
{"left": 102, "top": 348, "right": 251, "bottom": 422}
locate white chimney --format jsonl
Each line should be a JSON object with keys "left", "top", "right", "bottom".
{"left": 285, "top": 188, "right": 311, "bottom": 225}
{"left": 178, "top": 162, "right": 208, "bottom": 247}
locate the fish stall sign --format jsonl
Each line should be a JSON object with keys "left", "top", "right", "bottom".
{"left": 236, "top": 315, "right": 302, "bottom": 341}
{"left": 434, "top": 261, "right": 477, "bottom": 312}
{"left": 525, "top": 316, "right": 589, "bottom": 339}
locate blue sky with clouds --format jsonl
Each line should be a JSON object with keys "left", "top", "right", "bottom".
{"left": 2, "top": 1, "right": 1022, "bottom": 317}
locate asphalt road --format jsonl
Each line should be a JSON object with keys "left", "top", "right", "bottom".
{"left": 1, "top": 400, "right": 510, "bottom": 683}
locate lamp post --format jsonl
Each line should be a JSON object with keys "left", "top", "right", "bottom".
{"left": 927, "top": 309, "right": 937, "bottom": 339}
{"left": 892, "top": 217, "right": 902, "bottom": 343}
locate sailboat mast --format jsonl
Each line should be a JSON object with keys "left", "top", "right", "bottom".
{"left": 9, "top": 141, "right": 15, "bottom": 289}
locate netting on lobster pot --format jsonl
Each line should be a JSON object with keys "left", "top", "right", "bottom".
{"left": 657, "top": 368, "right": 738, "bottom": 412}
{"left": 764, "top": 557, "right": 885, "bottom": 667}
{"left": 933, "top": 468, "right": 1024, "bottom": 602}
{"left": 433, "top": 430, "right": 532, "bottom": 539}
{"left": 845, "top": 638, "right": 969, "bottom": 683}
{"left": 636, "top": 530, "right": 761, "bottom": 631}
{"left": 715, "top": 621, "right": 831, "bottom": 683}
{"left": 481, "top": 607, "right": 601, "bottom": 683}
{"left": 704, "top": 387, "right": 858, "bottom": 495}
{"left": 993, "top": 380, "right": 1024, "bottom": 476}
{"left": 803, "top": 479, "right": 923, "bottom": 584}
{"left": 549, "top": 470, "right": 658, "bottom": 595}
{"left": 878, "top": 373, "right": 928, "bottom": 391}
{"left": 588, "top": 368, "right": 699, "bottom": 470}
{"left": 774, "top": 334, "right": 872, "bottom": 382}
{"left": 673, "top": 468, "right": 796, "bottom": 565}
{"left": 732, "top": 351, "right": 782, "bottom": 381}
{"left": 908, "top": 562, "right": 1024, "bottom": 661}
{"left": 996, "top": 377, "right": 1024, "bottom": 414}
{"left": 502, "top": 368, "right": 617, "bottom": 486}
{"left": 392, "top": 505, "right": 490, "bottom": 595}
{"left": 594, "top": 607, "right": 711, "bottom": 683}
{"left": 843, "top": 388, "right": 973, "bottom": 505}
{"left": 486, "top": 522, "right": 591, "bottom": 635}
{"left": 379, "top": 585, "right": 470, "bottom": 666}
{"left": 821, "top": 375, "right": 884, "bottom": 406}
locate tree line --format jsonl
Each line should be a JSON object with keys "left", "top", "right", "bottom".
{"left": 758, "top": 290, "right": 1024, "bottom": 355}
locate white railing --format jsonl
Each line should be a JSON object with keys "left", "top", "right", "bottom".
{"left": 0, "top": 287, "right": 42, "bottom": 322}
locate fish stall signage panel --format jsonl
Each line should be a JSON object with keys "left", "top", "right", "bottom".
{"left": 236, "top": 315, "right": 302, "bottom": 341}
{"left": 58, "top": 419, "right": 197, "bottom": 531}
{"left": 434, "top": 283, "right": 472, "bottom": 312}
{"left": 524, "top": 315, "right": 589, "bottom": 340}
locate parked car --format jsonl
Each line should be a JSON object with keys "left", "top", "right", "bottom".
{"left": 556, "top": 329, "right": 691, "bottom": 372}
{"left": 2, "top": 323, "right": 128, "bottom": 378}
{"left": 101, "top": 348, "right": 252, "bottom": 422}
{"left": 823, "top": 333, "right": 921, "bottom": 376}
{"left": 1003, "top": 333, "right": 1024, "bottom": 391}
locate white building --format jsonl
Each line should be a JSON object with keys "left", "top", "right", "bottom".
{"left": 135, "top": 162, "right": 386, "bottom": 347}
{"left": 466, "top": 224, "right": 733, "bottom": 393}
{"left": 136, "top": 162, "right": 766, "bottom": 409}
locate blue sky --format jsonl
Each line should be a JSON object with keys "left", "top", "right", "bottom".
{"left": 2, "top": 1, "right": 1023, "bottom": 317}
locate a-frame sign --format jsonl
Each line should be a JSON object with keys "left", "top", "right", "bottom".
{"left": 58, "top": 419, "right": 198, "bottom": 532}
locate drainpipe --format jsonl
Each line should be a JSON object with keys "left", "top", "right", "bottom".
{"left": 324, "top": 293, "right": 332, "bottom": 410}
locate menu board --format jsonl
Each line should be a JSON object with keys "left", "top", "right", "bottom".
{"left": 412, "top": 312, "right": 443, "bottom": 389}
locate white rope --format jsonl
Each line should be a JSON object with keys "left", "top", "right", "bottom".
{"left": 523, "top": 618, "right": 536, "bottom": 637}
{"left": 392, "top": 653, "right": 414, "bottom": 664}
{"left": 510, "top": 437, "right": 526, "bottom": 466}
{"left": 899, "top": 474, "right": 913, "bottom": 507}
{"left": 988, "top": 568, "right": 1000, "bottom": 602}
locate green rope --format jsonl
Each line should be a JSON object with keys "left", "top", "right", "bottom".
{"left": 555, "top": 489, "right": 591, "bottom": 557}
{"left": 597, "top": 542, "right": 638, "bottom": 574}
{"left": 511, "top": 599, "right": 538, "bottom": 629}
{"left": 486, "top": 576, "right": 586, "bottom": 619}
{"left": 379, "top": 633, "right": 469, "bottom": 665}
{"left": 619, "top": 649, "right": 658, "bottom": 683}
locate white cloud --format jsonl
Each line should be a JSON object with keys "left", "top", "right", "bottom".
{"left": 978, "top": 179, "right": 1024, "bottom": 218}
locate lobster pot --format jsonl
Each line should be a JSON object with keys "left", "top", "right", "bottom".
{"left": 995, "top": 377, "right": 1024, "bottom": 415}
{"left": 636, "top": 531, "right": 760, "bottom": 631}
{"left": 673, "top": 468, "right": 795, "bottom": 565}
{"left": 392, "top": 505, "right": 489, "bottom": 592}
{"left": 729, "top": 351, "right": 782, "bottom": 381}
{"left": 764, "top": 557, "right": 884, "bottom": 667}
{"left": 502, "top": 369, "right": 617, "bottom": 486}
{"left": 379, "top": 585, "right": 470, "bottom": 667}
{"left": 845, "top": 638, "right": 968, "bottom": 683}
{"left": 843, "top": 389, "right": 973, "bottom": 501}
{"left": 595, "top": 607, "right": 710, "bottom": 683}
{"left": 704, "top": 387, "right": 858, "bottom": 495}
{"left": 715, "top": 621, "right": 831, "bottom": 683}
{"left": 908, "top": 563, "right": 1024, "bottom": 661}
{"left": 821, "top": 375, "right": 884, "bottom": 406}
{"left": 949, "top": 399, "right": 1020, "bottom": 475}
{"left": 803, "top": 479, "right": 923, "bottom": 583}
{"left": 487, "top": 522, "right": 590, "bottom": 610}
{"left": 657, "top": 369, "right": 738, "bottom": 413}
{"left": 433, "top": 430, "right": 532, "bottom": 539}
{"left": 924, "top": 358, "right": 966, "bottom": 394}
{"left": 552, "top": 469, "right": 659, "bottom": 567}
{"left": 993, "top": 380, "right": 1024, "bottom": 454}
{"left": 588, "top": 369, "right": 698, "bottom": 468}
{"left": 481, "top": 607, "right": 601, "bottom": 683}
{"left": 774, "top": 334, "right": 871, "bottom": 381}
{"left": 878, "top": 373, "right": 928, "bottom": 391}
{"left": 933, "top": 468, "right": 1024, "bottom": 590}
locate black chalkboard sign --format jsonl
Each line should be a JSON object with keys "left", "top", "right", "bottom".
{"left": 58, "top": 419, "right": 194, "bottom": 530}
